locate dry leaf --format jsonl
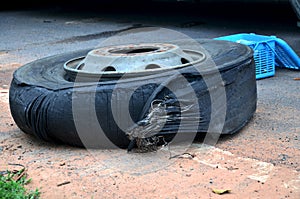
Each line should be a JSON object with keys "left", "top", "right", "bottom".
{"left": 212, "top": 188, "right": 231, "bottom": 195}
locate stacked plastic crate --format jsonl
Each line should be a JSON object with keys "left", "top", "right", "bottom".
{"left": 215, "top": 33, "right": 300, "bottom": 79}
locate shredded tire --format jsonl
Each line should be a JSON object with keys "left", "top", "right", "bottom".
{"left": 9, "top": 39, "right": 257, "bottom": 149}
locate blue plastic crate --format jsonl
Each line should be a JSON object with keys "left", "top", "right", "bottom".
{"left": 273, "top": 38, "right": 300, "bottom": 70}
{"left": 215, "top": 33, "right": 276, "bottom": 79}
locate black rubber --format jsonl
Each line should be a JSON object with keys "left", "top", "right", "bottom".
{"left": 9, "top": 39, "right": 257, "bottom": 149}
{"left": 291, "top": 0, "right": 300, "bottom": 20}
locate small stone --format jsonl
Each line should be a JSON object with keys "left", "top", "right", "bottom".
{"left": 278, "top": 154, "right": 289, "bottom": 161}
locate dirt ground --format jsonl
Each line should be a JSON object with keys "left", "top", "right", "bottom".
{"left": 1, "top": 2, "right": 300, "bottom": 198}
{"left": 1, "top": 72, "right": 300, "bottom": 199}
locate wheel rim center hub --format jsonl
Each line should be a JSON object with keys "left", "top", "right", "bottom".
{"left": 64, "top": 43, "right": 206, "bottom": 79}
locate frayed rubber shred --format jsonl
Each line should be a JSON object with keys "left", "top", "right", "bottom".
{"left": 126, "top": 95, "right": 200, "bottom": 152}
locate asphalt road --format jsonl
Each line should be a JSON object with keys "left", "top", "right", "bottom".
{"left": 0, "top": 1, "right": 299, "bottom": 64}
